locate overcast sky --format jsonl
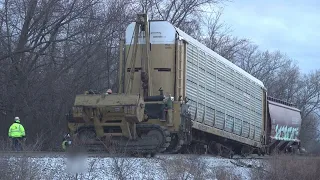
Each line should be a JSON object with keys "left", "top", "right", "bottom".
{"left": 217, "top": 0, "right": 320, "bottom": 73}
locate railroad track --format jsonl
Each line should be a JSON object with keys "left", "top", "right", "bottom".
{"left": 0, "top": 151, "right": 136, "bottom": 158}
{"left": 0, "top": 151, "right": 261, "bottom": 159}
{"left": 0, "top": 151, "right": 315, "bottom": 160}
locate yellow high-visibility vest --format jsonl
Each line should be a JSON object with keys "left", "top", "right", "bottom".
{"left": 8, "top": 123, "right": 25, "bottom": 138}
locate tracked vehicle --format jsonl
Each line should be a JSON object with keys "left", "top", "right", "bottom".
{"left": 66, "top": 14, "right": 192, "bottom": 155}
{"left": 66, "top": 13, "right": 303, "bottom": 157}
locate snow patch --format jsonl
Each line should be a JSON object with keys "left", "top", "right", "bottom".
{"left": 1, "top": 155, "right": 262, "bottom": 179}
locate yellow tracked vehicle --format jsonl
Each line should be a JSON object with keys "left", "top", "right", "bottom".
{"left": 65, "top": 14, "right": 192, "bottom": 155}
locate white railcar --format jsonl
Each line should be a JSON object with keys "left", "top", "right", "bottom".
{"left": 175, "top": 27, "right": 266, "bottom": 147}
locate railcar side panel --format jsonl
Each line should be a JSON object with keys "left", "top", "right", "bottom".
{"left": 181, "top": 36, "right": 265, "bottom": 147}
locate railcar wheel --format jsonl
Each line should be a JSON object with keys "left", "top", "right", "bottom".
{"left": 208, "top": 141, "right": 222, "bottom": 156}
{"left": 240, "top": 145, "right": 252, "bottom": 157}
{"left": 165, "top": 133, "right": 180, "bottom": 153}
{"left": 258, "top": 149, "right": 262, "bottom": 156}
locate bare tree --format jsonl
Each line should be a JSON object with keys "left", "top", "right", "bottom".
{"left": 298, "top": 113, "right": 320, "bottom": 151}
{"left": 294, "top": 70, "right": 320, "bottom": 118}
{"left": 137, "top": 0, "right": 228, "bottom": 38}
{"left": 202, "top": 10, "right": 250, "bottom": 61}
{"left": 0, "top": 0, "right": 136, "bottom": 150}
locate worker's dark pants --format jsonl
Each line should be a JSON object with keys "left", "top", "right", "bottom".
{"left": 11, "top": 138, "right": 22, "bottom": 151}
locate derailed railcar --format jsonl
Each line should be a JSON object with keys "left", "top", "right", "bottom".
{"left": 265, "top": 97, "right": 302, "bottom": 154}
{"left": 173, "top": 27, "right": 267, "bottom": 155}
{"left": 123, "top": 19, "right": 303, "bottom": 156}
{"left": 174, "top": 26, "right": 303, "bottom": 155}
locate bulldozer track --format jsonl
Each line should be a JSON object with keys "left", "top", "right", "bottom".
{"left": 111, "top": 124, "right": 171, "bottom": 155}
{"left": 70, "top": 124, "right": 172, "bottom": 156}
{"left": 164, "top": 133, "right": 184, "bottom": 154}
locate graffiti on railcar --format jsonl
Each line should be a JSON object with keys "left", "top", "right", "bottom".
{"left": 268, "top": 100, "right": 302, "bottom": 142}
{"left": 274, "top": 124, "right": 299, "bottom": 141}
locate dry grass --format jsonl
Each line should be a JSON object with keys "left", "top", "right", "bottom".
{"left": 0, "top": 155, "right": 42, "bottom": 180}
{"left": 0, "top": 135, "right": 46, "bottom": 152}
{"left": 8, "top": 137, "right": 320, "bottom": 180}
{"left": 158, "top": 155, "right": 207, "bottom": 179}
{"left": 250, "top": 154, "right": 320, "bottom": 180}
{"left": 158, "top": 155, "right": 243, "bottom": 180}
{"left": 0, "top": 138, "right": 12, "bottom": 151}
{"left": 0, "top": 155, "right": 105, "bottom": 180}
{"left": 214, "top": 167, "right": 243, "bottom": 180}
{"left": 108, "top": 156, "right": 141, "bottom": 180}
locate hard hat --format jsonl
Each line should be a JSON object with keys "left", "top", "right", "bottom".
{"left": 64, "top": 133, "right": 70, "bottom": 139}
{"left": 14, "top": 117, "right": 20, "bottom": 123}
{"left": 107, "top": 89, "right": 112, "bottom": 94}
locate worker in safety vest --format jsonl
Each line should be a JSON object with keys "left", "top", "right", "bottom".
{"left": 62, "top": 133, "right": 72, "bottom": 151}
{"left": 8, "top": 117, "right": 26, "bottom": 151}
{"left": 163, "top": 93, "right": 173, "bottom": 126}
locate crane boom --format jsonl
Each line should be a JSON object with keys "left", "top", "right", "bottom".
{"left": 125, "top": 13, "right": 152, "bottom": 99}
